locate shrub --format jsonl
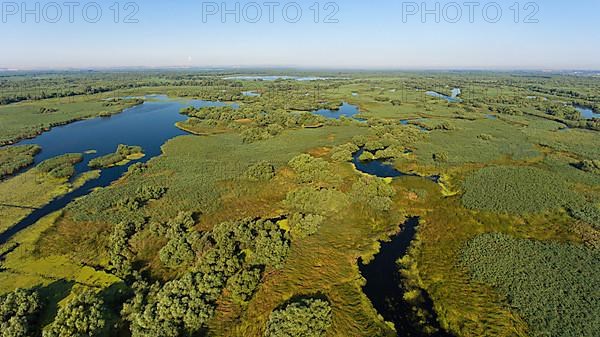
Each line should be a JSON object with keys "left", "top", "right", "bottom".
{"left": 241, "top": 128, "right": 271, "bottom": 144}
{"left": 39, "top": 107, "right": 59, "bottom": 114}
{"left": 289, "top": 213, "right": 324, "bottom": 238}
{"left": 286, "top": 187, "right": 349, "bottom": 216}
{"left": 432, "top": 152, "right": 449, "bottom": 163}
{"left": 264, "top": 298, "right": 332, "bottom": 337}
{"left": 350, "top": 176, "right": 395, "bottom": 211}
{"left": 245, "top": 161, "right": 276, "bottom": 181}
{"left": 330, "top": 143, "right": 358, "bottom": 162}
{"left": 358, "top": 151, "right": 375, "bottom": 162}
{"left": 288, "top": 154, "right": 340, "bottom": 185}
{"left": 576, "top": 159, "right": 600, "bottom": 174}
{"left": 136, "top": 185, "right": 167, "bottom": 201}
{"left": 569, "top": 203, "right": 600, "bottom": 229}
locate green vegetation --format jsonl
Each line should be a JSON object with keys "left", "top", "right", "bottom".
{"left": 88, "top": 144, "right": 144, "bottom": 169}
{"left": 43, "top": 289, "right": 109, "bottom": 337}
{"left": 264, "top": 298, "right": 332, "bottom": 337}
{"left": 123, "top": 216, "right": 291, "bottom": 336}
{"left": 0, "top": 96, "right": 142, "bottom": 145}
{"left": 37, "top": 153, "right": 83, "bottom": 179}
{"left": 0, "top": 71, "right": 598, "bottom": 337}
{"left": 350, "top": 176, "right": 396, "bottom": 211}
{"left": 0, "top": 288, "right": 41, "bottom": 337}
{"left": 0, "top": 153, "right": 89, "bottom": 232}
{"left": 576, "top": 159, "right": 600, "bottom": 174}
{"left": 288, "top": 154, "right": 341, "bottom": 186}
{"left": 461, "top": 233, "right": 600, "bottom": 337}
{"left": 462, "top": 166, "right": 579, "bottom": 214}
{"left": 0, "top": 145, "right": 40, "bottom": 179}
{"left": 245, "top": 161, "right": 276, "bottom": 181}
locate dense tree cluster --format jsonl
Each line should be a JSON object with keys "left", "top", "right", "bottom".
{"left": 461, "top": 233, "right": 600, "bottom": 337}
{"left": 0, "top": 145, "right": 41, "bottom": 179}
{"left": 227, "top": 268, "right": 263, "bottom": 303}
{"left": 180, "top": 102, "right": 326, "bottom": 144}
{"left": 159, "top": 212, "right": 200, "bottom": 268}
{"left": 288, "top": 154, "right": 340, "bottom": 186}
{"left": 0, "top": 288, "right": 41, "bottom": 337}
{"left": 544, "top": 103, "right": 581, "bottom": 121}
{"left": 37, "top": 153, "right": 83, "bottom": 179}
{"left": 115, "top": 185, "right": 167, "bottom": 212}
{"left": 245, "top": 161, "right": 276, "bottom": 181}
{"left": 330, "top": 143, "right": 359, "bottom": 162}
{"left": 353, "top": 121, "right": 424, "bottom": 162}
{"left": 288, "top": 213, "right": 324, "bottom": 239}
{"left": 350, "top": 176, "right": 396, "bottom": 211}
{"left": 43, "top": 289, "right": 108, "bottom": 337}
{"left": 124, "top": 217, "right": 289, "bottom": 336}
{"left": 88, "top": 144, "right": 143, "bottom": 169}
{"left": 286, "top": 187, "right": 349, "bottom": 216}
{"left": 109, "top": 222, "right": 137, "bottom": 278}
{"left": 124, "top": 273, "right": 219, "bottom": 337}
{"left": 264, "top": 298, "right": 332, "bottom": 337}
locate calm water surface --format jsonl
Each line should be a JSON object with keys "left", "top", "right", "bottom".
{"left": 0, "top": 96, "right": 235, "bottom": 243}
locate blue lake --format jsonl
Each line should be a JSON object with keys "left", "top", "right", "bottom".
{"left": 313, "top": 102, "right": 365, "bottom": 121}
{"left": 1, "top": 97, "right": 236, "bottom": 243}
{"left": 574, "top": 105, "right": 600, "bottom": 120}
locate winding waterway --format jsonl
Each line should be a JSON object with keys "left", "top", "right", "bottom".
{"left": 353, "top": 151, "right": 449, "bottom": 336}
{"left": 359, "top": 217, "right": 451, "bottom": 337}
{"left": 0, "top": 96, "right": 235, "bottom": 244}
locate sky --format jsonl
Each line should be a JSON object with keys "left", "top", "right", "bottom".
{"left": 2, "top": 0, "right": 600, "bottom": 70}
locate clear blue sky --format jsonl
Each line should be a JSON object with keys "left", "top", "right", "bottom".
{"left": 2, "top": 0, "right": 599, "bottom": 70}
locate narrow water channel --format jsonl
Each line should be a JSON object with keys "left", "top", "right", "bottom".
{"left": 353, "top": 150, "right": 450, "bottom": 336}
{"left": 359, "top": 217, "right": 452, "bottom": 337}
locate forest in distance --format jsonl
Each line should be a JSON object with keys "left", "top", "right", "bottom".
{"left": 0, "top": 70, "right": 598, "bottom": 337}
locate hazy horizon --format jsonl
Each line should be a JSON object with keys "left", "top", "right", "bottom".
{"left": 3, "top": 0, "right": 599, "bottom": 70}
